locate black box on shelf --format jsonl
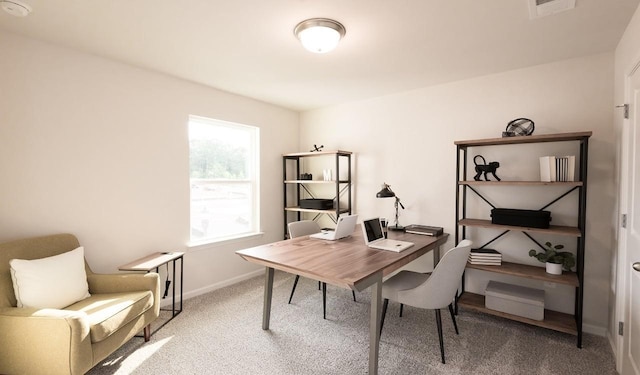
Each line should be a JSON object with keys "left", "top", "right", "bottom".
{"left": 490, "top": 208, "right": 551, "bottom": 229}
{"left": 299, "top": 199, "right": 334, "bottom": 210}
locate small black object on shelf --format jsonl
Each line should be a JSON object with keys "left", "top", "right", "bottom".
{"left": 473, "top": 155, "right": 501, "bottom": 181}
{"left": 299, "top": 173, "right": 313, "bottom": 180}
{"left": 502, "top": 118, "right": 535, "bottom": 137}
{"left": 310, "top": 144, "right": 324, "bottom": 152}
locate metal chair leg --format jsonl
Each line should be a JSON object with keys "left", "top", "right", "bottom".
{"left": 322, "top": 282, "right": 327, "bottom": 319}
{"left": 435, "top": 309, "right": 445, "bottom": 364}
{"left": 380, "top": 298, "right": 389, "bottom": 336}
{"left": 399, "top": 303, "right": 404, "bottom": 317}
{"left": 288, "top": 275, "right": 300, "bottom": 304}
{"left": 448, "top": 303, "right": 459, "bottom": 335}
{"left": 352, "top": 290, "right": 357, "bottom": 302}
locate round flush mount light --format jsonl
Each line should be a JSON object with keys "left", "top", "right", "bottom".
{"left": 294, "top": 18, "right": 346, "bottom": 54}
{"left": 1, "top": 0, "right": 32, "bottom": 17}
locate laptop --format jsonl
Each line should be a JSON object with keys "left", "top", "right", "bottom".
{"left": 310, "top": 214, "right": 359, "bottom": 240}
{"left": 361, "top": 217, "right": 414, "bottom": 252}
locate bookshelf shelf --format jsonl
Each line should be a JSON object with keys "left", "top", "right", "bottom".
{"left": 457, "top": 292, "right": 578, "bottom": 335}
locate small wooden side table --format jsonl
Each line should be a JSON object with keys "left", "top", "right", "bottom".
{"left": 119, "top": 251, "right": 184, "bottom": 334}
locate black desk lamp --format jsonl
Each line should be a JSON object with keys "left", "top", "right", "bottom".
{"left": 376, "top": 183, "right": 405, "bottom": 231}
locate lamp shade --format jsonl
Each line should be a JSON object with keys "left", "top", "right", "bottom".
{"left": 376, "top": 184, "right": 395, "bottom": 198}
{"left": 294, "top": 18, "right": 345, "bottom": 54}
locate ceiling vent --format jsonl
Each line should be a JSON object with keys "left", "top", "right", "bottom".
{"left": 528, "top": 0, "right": 575, "bottom": 19}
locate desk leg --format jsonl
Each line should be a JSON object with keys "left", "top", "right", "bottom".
{"left": 369, "top": 273, "right": 383, "bottom": 375}
{"left": 434, "top": 245, "right": 441, "bottom": 266}
{"left": 262, "top": 267, "right": 274, "bottom": 330}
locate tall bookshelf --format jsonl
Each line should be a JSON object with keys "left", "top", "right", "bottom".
{"left": 282, "top": 150, "right": 352, "bottom": 239}
{"left": 454, "top": 131, "right": 591, "bottom": 347}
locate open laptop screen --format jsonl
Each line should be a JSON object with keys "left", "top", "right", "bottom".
{"left": 363, "top": 218, "right": 384, "bottom": 243}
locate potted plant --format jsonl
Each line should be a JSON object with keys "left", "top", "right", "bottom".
{"left": 528, "top": 242, "right": 576, "bottom": 275}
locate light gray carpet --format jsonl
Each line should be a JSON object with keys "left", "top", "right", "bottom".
{"left": 88, "top": 271, "right": 616, "bottom": 374}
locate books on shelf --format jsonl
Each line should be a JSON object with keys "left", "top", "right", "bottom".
{"left": 468, "top": 248, "right": 502, "bottom": 265}
{"left": 404, "top": 224, "right": 443, "bottom": 236}
{"left": 539, "top": 155, "right": 575, "bottom": 182}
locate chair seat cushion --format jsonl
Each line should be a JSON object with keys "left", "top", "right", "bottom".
{"left": 382, "top": 270, "right": 430, "bottom": 301}
{"left": 65, "top": 291, "right": 153, "bottom": 343}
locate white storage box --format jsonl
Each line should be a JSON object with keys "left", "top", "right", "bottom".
{"left": 485, "top": 281, "right": 545, "bottom": 321}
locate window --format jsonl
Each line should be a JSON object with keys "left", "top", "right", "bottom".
{"left": 189, "top": 115, "right": 260, "bottom": 244}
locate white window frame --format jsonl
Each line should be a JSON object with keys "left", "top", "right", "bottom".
{"left": 188, "top": 115, "right": 260, "bottom": 245}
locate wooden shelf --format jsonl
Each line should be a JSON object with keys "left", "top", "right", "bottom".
{"left": 466, "top": 261, "right": 579, "bottom": 286}
{"left": 454, "top": 131, "right": 592, "bottom": 147}
{"left": 285, "top": 206, "right": 350, "bottom": 214}
{"left": 457, "top": 292, "right": 577, "bottom": 335}
{"left": 459, "top": 180, "right": 583, "bottom": 187}
{"left": 285, "top": 180, "right": 350, "bottom": 184}
{"left": 283, "top": 150, "right": 352, "bottom": 157}
{"left": 459, "top": 218, "right": 581, "bottom": 237}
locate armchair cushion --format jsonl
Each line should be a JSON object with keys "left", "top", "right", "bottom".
{"left": 65, "top": 291, "right": 154, "bottom": 343}
{"left": 9, "top": 246, "right": 90, "bottom": 309}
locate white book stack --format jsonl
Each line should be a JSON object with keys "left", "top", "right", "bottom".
{"left": 539, "top": 155, "right": 575, "bottom": 182}
{"left": 468, "top": 248, "right": 502, "bottom": 265}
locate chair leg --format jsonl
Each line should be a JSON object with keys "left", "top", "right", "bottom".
{"left": 435, "top": 309, "right": 445, "bottom": 364}
{"left": 318, "top": 281, "right": 321, "bottom": 290}
{"left": 380, "top": 298, "right": 389, "bottom": 336}
{"left": 399, "top": 303, "right": 404, "bottom": 317}
{"left": 144, "top": 324, "right": 151, "bottom": 342}
{"left": 448, "top": 303, "right": 459, "bottom": 335}
{"left": 322, "top": 282, "right": 327, "bottom": 319}
{"left": 288, "top": 275, "right": 300, "bottom": 304}
{"left": 352, "top": 290, "right": 357, "bottom": 302}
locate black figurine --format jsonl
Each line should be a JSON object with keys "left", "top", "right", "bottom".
{"left": 310, "top": 144, "right": 324, "bottom": 152}
{"left": 473, "top": 155, "right": 501, "bottom": 181}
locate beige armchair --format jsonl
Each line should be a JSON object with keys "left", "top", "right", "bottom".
{"left": 0, "top": 233, "right": 160, "bottom": 375}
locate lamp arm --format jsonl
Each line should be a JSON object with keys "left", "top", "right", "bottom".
{"left": 396, "top": 197, "right": 405, "bottom": 210}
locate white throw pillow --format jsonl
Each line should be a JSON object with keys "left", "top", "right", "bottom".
{"left": 9, "top": 246, "right": 91, "bottom": 309}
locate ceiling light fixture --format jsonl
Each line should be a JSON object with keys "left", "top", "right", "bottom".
{"left": 1, "top": 0, "right": 32, "bottom": 17}
{"left": 294, "top": 18, "right": 346, "bottom": 54}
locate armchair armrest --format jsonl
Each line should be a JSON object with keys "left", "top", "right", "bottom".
{"left": 0, "top": 307, "right": 93, "bottom": 375}
{"left": 87, "top": 272, "right": 161, "bottom": 316}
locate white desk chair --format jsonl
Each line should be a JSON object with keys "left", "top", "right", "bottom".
{"left": 379, "top": 239, "right": 472, "bottom": 364}
{"left": 287, "top": 220, "right": 356, "bottom": 319}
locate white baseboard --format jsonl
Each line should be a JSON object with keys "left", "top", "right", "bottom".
{"left": 159, "top": 269, "right": 264, "bottom": 307}
{"left": 583, "top": 323, "right": 608, "bottom": 337}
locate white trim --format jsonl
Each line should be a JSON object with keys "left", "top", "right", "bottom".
{"left": 583, "top": 322, "right": 608, "bottom": 337}
{"left": 159, "top": 268, "right": 264, "bottom": 307}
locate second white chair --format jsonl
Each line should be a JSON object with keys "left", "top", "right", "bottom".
{"left": 379, "top": 239, "right": 472, "bottom": 364}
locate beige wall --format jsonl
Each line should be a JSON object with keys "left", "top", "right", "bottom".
{"left": 300, "top": 53, "right": 615, "bottom": 334}
{"left": 0, "top": 31, "right": 298, "bottom": 296}
{"left": 612, "top": 1, "right": 640, "bottom": 363}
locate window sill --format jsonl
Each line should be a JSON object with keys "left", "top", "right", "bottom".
{"left": 188, "top": 232, "right": 265, "bottom": 252}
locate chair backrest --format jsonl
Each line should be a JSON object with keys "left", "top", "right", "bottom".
{"left": 288, "top": 220, "right": 321, "bottom": 238}
{"left": 398, "top": 239, "right": 472, "bottom": 310}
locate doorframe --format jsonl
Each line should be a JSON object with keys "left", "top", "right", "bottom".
{"left": 614, "top": 56, "right": 640, "bottom": 373}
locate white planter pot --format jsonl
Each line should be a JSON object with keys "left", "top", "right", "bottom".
{"left": 546, "top": 262, "right": 562, "bottom": 275}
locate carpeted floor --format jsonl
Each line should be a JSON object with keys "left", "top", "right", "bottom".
{"left": 88, "top": 271, "right": 616, "bottom": 374}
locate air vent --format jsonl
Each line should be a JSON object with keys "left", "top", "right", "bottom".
{"left": 528, "top": 0, "right": 575, "bottom": 19}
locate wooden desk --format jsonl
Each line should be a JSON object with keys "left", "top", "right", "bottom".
{"left": 119, "top": 252, "right": 184, "bottom": 333}
{"left": 236, "top": 227, "right": 448, "bottom": 375}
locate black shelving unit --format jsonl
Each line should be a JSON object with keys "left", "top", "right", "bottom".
{"left": 454, "top": 131, "right": 591, "bottom": 347}
{"left": 282, "top": 150, "right": 352, "bottom": 239}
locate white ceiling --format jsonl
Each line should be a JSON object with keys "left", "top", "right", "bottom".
{"left": 0, "top": 0, "right": 638, "bottom": 111}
